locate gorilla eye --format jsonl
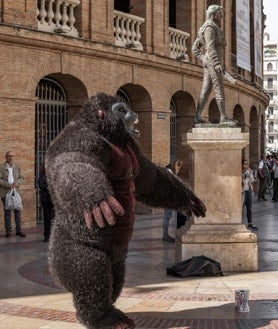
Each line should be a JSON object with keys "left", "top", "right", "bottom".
{"left": 118, "top": 107, "right": 127, "bottom": 114}
{"left": 112, "top": 102, "right": 128, "bottom": 116}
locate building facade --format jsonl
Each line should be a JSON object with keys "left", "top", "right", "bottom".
{"left": 0, "top": 0, "right": 269, "bottom": 230}
{"left": 264, "top": 33, "right": 278, "bottom": 153}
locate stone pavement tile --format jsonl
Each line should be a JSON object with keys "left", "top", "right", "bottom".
{"left": 116, "top": 297, "right": 145, "bottom": 310}
{"left": 37, "top": 321, "right": 85, "bottom": 329}
{"left": 168, "top": 301, "right": 219, "bottom": 317}
{"left": 5, "top": 293, "right": 76, "bottom": 312}
{"left": 0, "top": 315, "right": 49, "bottom": 329}
{"left": 0, "top": 314, "right": 10, "bottom": 322}
{"left": 245, "top": 300, "right": 278, "bottom": 319}
{"left": 123, "top": 299, "right": 175, "bottom": 313}
{"left": 125, "top": 281, "right": 199, "bottom": 295}
{"left": 0, "top": 315, "right": 85, "bottom": 329}
{"left": 217, "top": 272, "right": 278, "bottom": 294}
{"left": 131, "top": 317, "right": 278, "bottom": 329}
{"left": 196, "top": 279, "right": 232, "bottom": 295}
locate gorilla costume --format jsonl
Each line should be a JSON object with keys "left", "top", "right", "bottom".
{"left": 45, "top": 93, "right": 206, "bottom": 329}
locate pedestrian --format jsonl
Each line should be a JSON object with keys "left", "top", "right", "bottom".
{"left": 272, "top": 155, "right": 278, "bottom": 202}
{"left": 162, "top": 159, "right": 183, "bottom": 242}
{"left": 0, "top": 151, "right": 26, "bottom": 238}
{"left": 257, "top": 154, "right": 269, "bottom": 201}
{"left": 38, "top": 162, "right": 54, "bottom": 242}
{"left": 242, "top": 159, "right": 258, "bottom": 231}
{"left": 192, "top": 5, "right": 237, "bottom": 125}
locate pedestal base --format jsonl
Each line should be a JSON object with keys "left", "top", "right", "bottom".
{"left": 178, "top": 126, "right": 259, "bottom": 272}
{"left": 175, "top": 223, "right": 258, "bottom": 272}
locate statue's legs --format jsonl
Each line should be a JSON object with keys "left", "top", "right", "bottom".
{"left": 194, "top": 98, "right": 209, "bottom": 124}
{"left": 193, "top": 69, "right": 212, "bottom": 124}
{"left": 209, "top": 66, "right": 237, "bottom": 125}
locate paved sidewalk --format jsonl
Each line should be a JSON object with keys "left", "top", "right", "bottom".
{"left": 0, "top": 195, "right": 277, "bottom": 329}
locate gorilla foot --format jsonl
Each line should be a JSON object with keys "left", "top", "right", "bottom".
{"left": 113, "top": 316, "right": 135, "bottom": 329}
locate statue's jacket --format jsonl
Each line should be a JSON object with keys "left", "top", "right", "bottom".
{"left": 192, "top": 19, "right": 226, "bottom": 69}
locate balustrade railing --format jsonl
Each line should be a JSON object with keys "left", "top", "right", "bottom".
{"left": 37, "top": 0, "right": 80, "bottom": 37}
{"left": 169, "top": 27, "right": 190, "bottom": 61}
{"left": 114, "top": 10, "right": 145, "bottom": 50}
{"left": 37, "top": 3, "right": 190, "bottom": 61}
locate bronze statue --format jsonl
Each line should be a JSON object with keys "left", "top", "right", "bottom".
{"left": 192, "top": 5, "right": 237, "bottom": 125}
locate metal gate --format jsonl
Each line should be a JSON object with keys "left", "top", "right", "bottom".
{"left": 116, "top": 89, "right": 131, "bottom": 108}
{"left": 35, "top": 77, "right": 67, "bottom": 223}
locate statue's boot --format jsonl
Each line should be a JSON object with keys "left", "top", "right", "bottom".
{"left": 216, "top": 98, "right": 238, "bottom": 126}
{"left": 193, "top": 98, "right": 210, "bottom": 124}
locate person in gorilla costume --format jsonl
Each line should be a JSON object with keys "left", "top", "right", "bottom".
{"left": 45, "top": 93, "right": 206, "bottom": 329}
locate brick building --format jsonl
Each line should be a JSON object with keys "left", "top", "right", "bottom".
{"left": 0, "top": 0, "right": 269, "bottom": 230}
{"left": 264, "top": 33, "right": 278, "bottom": 153}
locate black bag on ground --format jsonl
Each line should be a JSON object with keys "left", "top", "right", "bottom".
{"left": 167, "top": 255, "right": 223, "bottom": 277}
{"left": 177, "top": 211, "right": 188, "bottom": 228}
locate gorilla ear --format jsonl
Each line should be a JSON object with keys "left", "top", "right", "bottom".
{"left": 97, "top": 108, "right": 104, "bottom": 119}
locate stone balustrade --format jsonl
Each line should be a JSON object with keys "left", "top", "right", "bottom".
{"left": 36, "top": 4, "right": 190, "bottom": 60}
{"left": 169, "top": 27, "right": 190, "bottom": 61}
{"left": 37, "top": 0, "right": 80, "bottom": 37}
{"left": 114, "top": 10, "right": 145, "bottom": 50}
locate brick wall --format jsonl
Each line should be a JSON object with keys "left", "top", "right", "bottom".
{"left": 0, "top": 0, "right": 268, "bottom": 231}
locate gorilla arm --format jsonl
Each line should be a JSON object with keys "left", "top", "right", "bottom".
{"left": 134, "top": 152, "right": 206, "bottom": 217}
{"left": 47, "top": 152, "right": 124, "bottom": 228}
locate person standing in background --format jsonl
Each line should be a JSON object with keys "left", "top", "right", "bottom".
{"left": 257, "top": 154, "right": 269, "bottom": 201}
{"left": 162, "top": 159, "right": 183, "bottom": 242}
{"left": 271, "top": 155, "right": 278, "bottom": 202}
{"left": 242, "top": 159, "right": 258, "bottom": 231}
{"left": 0, "top": 151, "right": 26, "bottom": 238}
{"left": 38, "top": 162, "right": 54, "bottom": 242}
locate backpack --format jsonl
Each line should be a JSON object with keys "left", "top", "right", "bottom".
{"left": 262, "top": 163, "right": 270, "bottom": 178}
{"left": 167, "top": 255, "right": 223, "bottom": 278}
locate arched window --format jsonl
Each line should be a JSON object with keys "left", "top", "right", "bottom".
{"left": 267, "top": 63, "right": 273, "bottom": 71}
{"left": 35, "top": 77, "right": 67, "bottom": 164}
{"left": 269, "top": 121, "right": 274, "bottom": 133}
{"left": 206, "top": 0, "right": 220, "bottom": 8}
{"left": 114, "top": 0, "right": 130, "bottom": 13}
{"left": 116, "top": 88, "right": 131, "bottom": 108}
{"left": 35, "top": 77, "right": 67, "bottom": 222}
{"left": 169, "top": 0, "right": 176, "bottom": 28}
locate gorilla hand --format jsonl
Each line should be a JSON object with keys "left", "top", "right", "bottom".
{"left": 185, "top": 194, "right": 206, "bottom": 218}
{"left": 84, "top": 196, "right": 125, "bottom": 228}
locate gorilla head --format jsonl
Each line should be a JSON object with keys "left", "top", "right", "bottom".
{"left": 79, "top": 93, "right": 139, "bottom": 143}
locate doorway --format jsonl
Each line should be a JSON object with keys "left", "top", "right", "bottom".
{"left": 35, "top": 77, "right": 67, "bottom": 222}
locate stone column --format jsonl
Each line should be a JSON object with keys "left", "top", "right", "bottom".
{"left": 176, "top": 127, "right": 258, "bottom": 272}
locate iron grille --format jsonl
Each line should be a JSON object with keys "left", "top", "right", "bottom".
{"left": 35, "top": 77, "right": 67, "bottom": 223}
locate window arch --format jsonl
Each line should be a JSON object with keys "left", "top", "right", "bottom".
{"left": 116, "top": 88, "right": 131, "bottom": 108}
{"left": 35, "top": 77, "right": 67, "bottom": 164}
{"left": 267, "top": 63, "right": 273, "bottom": 71}
{"left": 35, "top": 77, "right": 67, "bottom": 222}
{"left": 269, "top": 121, "right": 274, "bottom": 133}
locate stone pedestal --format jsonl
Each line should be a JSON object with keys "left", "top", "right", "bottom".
{"left": 176, "top": 127, "right": 258, "bottom": 272}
